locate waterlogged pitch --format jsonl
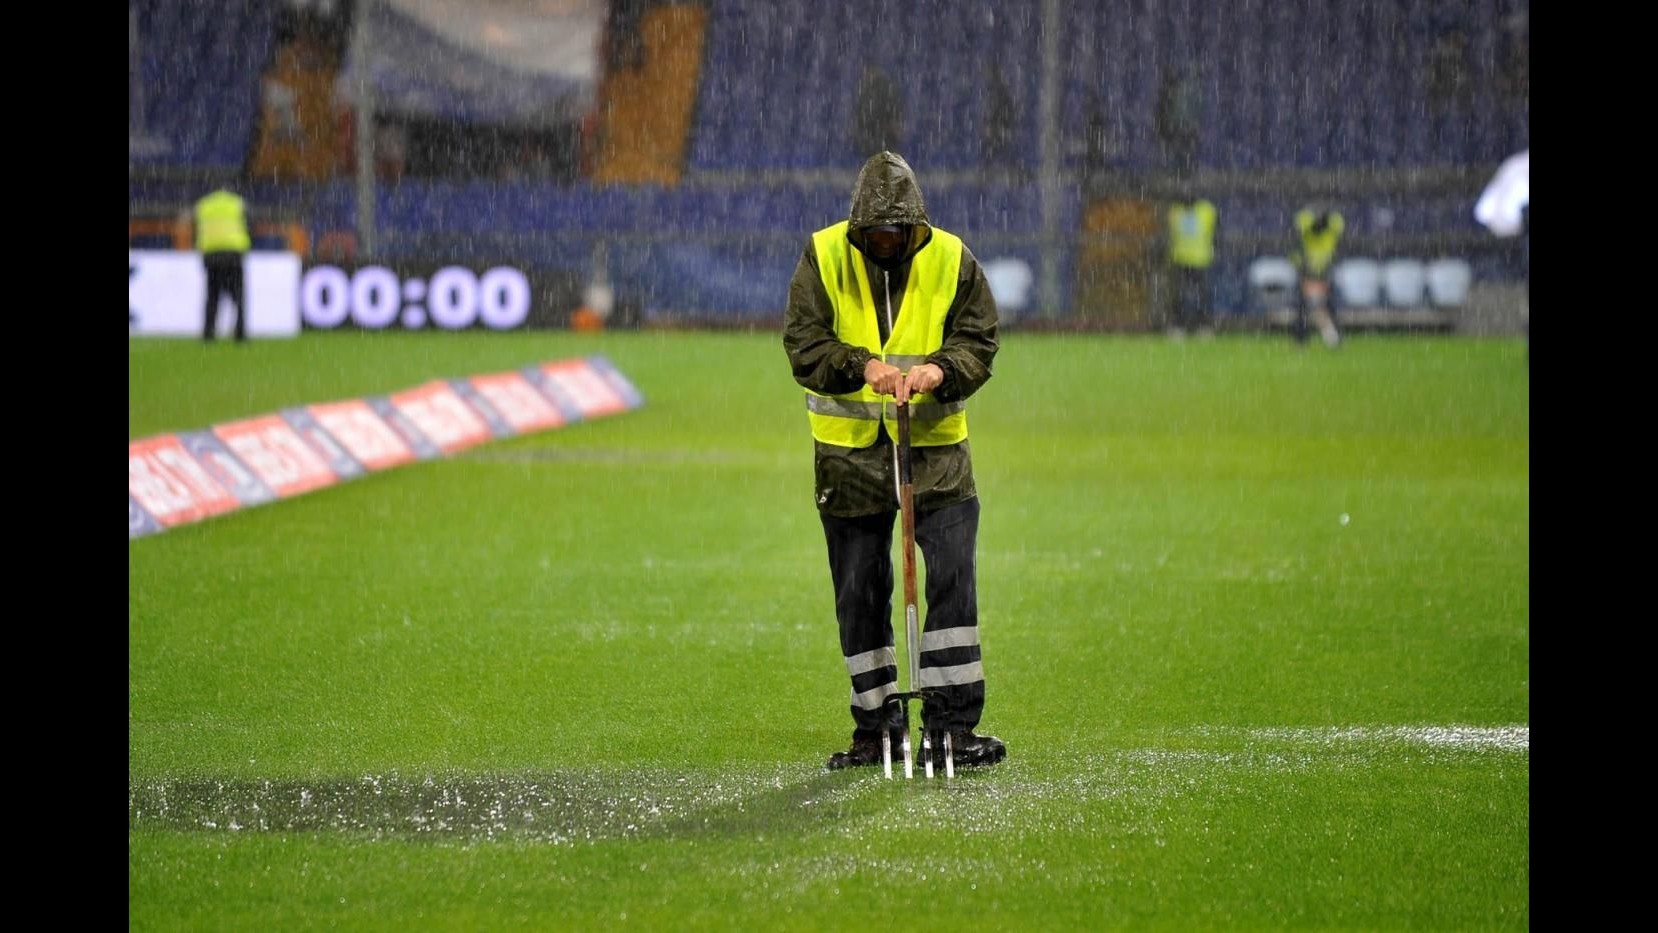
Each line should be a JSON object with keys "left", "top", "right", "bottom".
{"left": 130, "top": 331, "right": 1528, "bottom": 929}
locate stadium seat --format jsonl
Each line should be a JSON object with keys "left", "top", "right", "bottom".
{"left": 1381, "top": 259, "right": 1428, "bottom": 308}
{"left": 1425, "top": 258, "right": 1473, "bottom": 308}
{"left": 982, "top": 257, "right": 1035, "bottom": 316}
{"left": 1332, "top": 258, "right": 1383, "bottom": 308}
{"left": 1247, "top": 256, "right": 1298, "bottom": 312}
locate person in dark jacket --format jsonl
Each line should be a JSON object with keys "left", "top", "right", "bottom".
{"left": 783, "top": 151, "right": 1005, "bottom": 771}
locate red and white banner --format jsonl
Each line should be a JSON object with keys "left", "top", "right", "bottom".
{"left": 213, "top": 416, "right": 341, "bottom": 498}
{"left": 306, "top": 399, "right": 419, "bottom": 472}
{"left": 467, "top": 372, "right": 567, "bottom": 433}
{"left": 128, "top": 435, "right": 241, "bottom": 528}
{"left": 389, "top": 381, "right": 494, "bottom": 454}
{"left": 129, "top": 355, "right": 644, "bottom": 538}
{"left": 537, "top": 359, "right": 629, "bottom": 418}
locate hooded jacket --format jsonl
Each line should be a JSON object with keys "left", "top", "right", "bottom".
{"left": 783, "top": 151, "right": 1000, "bottom": 517}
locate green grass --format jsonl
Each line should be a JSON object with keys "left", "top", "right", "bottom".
{"left": 130, "top": 331, "right": 1528, "bottom": 930}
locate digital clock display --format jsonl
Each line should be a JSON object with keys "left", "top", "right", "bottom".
{"left": 301, "top": 265, "right": 533, "bottom": 330}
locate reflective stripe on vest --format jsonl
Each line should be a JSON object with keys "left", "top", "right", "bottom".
{"left": 805, "top": 221, "right": 966, "bottom": 448}
{"left": 195, "top": 191, "right": 251, "bottom": 253}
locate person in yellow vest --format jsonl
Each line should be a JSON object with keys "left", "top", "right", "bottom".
{"left": 783, "top": 151, "right": 1005, "bottom": 771}
{"left": 1291, "top": 205, "right": 1344, "bottom": 348}
{"left": 194, "top": 188, "right": 252, "bottom": 342}
{"left": 1166, "top": 194, "right": 1218, "bottom": 338}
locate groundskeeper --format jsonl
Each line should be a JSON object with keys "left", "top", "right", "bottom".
{"left": 783, "top": 150, "right": 1006, "bottom": 771}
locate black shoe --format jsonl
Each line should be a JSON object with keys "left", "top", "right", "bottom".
{"left": 946, "top": 730, "right": 1006, "bottom": 768}
{"left": 826, "top": 731, "right": 899, "bottom": 770}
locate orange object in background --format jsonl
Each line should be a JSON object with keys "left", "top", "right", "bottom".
{"left": 590, "top": 3, "right": 709, "bottom": 186}
{"left": 570, "top": 307, "right": 605, "bottom": 332}
{"left": 128, "top": 217, "right": 193, "bottom": 250}
{"left": 250, "top": 29, "right": 342, "bottom": 182}
{"left": 314, "top": 229, "right": 358, "bottom": 262}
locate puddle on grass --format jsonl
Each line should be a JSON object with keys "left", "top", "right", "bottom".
{"left": 130, "top": 724, "right": 1527, "bottom": 846}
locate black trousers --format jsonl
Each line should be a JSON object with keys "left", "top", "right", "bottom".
{"left": 203, "top": 252, "right": 247, "bottom": 342}
{"left": 820, "top": 496, "right": 985, "bottom": 739}
{"left": 1293, "top": 274, "right": 1338, "bottom": 345}
{"left": 1171, "top": 265, "right": 1212, "bottom": 330}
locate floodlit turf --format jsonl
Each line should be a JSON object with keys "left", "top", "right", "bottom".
{"left": 129, "top": 330, "right": 1528, "bottom": 930}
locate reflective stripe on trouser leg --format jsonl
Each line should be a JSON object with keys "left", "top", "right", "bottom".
{"left": 914, "top": 497, "right": 985, "bottom": 732}
{"left": 821, "top": 509, "right": 900, "bottom": 738}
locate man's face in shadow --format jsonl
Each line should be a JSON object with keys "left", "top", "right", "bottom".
{"left": 862, "top": 225, "right": 908, "bottom": 263}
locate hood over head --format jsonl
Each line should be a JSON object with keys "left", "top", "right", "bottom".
{"left": 846, "top": 151, "right": 933, "bottom": 268}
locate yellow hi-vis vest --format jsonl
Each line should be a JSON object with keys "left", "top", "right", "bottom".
{"left": 1168, "top": 200, "right": 1216, "bottom": 268}
{"left": 1294, "top": 209, "right": 1344, "bottom": 277}
{"left": 806, "top": 220, "right": 967, "bottom": 447}
{"left": 195, "top": 190, "right": 251, "bottom": 253}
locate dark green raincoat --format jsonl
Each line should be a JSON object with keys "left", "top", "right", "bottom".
{"left": 783, "top": 151, "right": 1000, "bottom": 517}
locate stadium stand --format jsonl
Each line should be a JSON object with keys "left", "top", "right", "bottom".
{"left": 129, "top": 0, "right": 280, "bottom": 168}
{"left": 130, "top": 0, "right": 1528, "bottom": 326}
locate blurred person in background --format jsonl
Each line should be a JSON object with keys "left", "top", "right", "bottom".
{"left": 983, "top": 62, "right": 1019, "bottom": 173}
{"left": 1155, "top": 63, "right": 1201, "bottom": 178}
{"left": 194, "top": 187, "right": 252, "bottom": 343}
{"left": 1291, "top": 205, "right": 1344, "bottom": 348}
{"left": 783, "top": 151, "right": 1005, "bottom": 772}
{"left": 852, "top": 65, "right": 902, "bottom": 157}
{"left": 1165, "top": 191, "right": 1218, "bottom": 339}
